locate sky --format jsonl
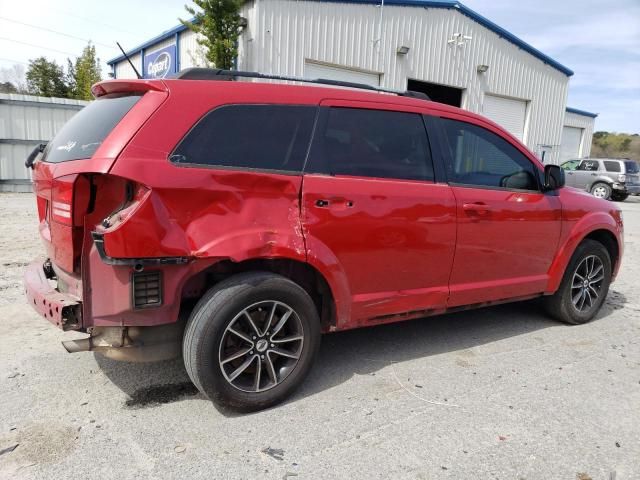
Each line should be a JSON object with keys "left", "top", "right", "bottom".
{"left": 0, "top": 0, "right": 638, "bottom": 133}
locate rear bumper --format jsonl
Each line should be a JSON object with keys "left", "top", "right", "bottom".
{"left": 23, "top": 257, "right": 82, "bottom": 330}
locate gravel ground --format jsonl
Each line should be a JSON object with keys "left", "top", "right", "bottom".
{"left": 0, "top": 192, "right": 639, "bottom": 480}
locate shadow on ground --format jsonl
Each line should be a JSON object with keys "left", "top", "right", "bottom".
{"left": 95, "top": 292, "right": 626, "bottom": 412}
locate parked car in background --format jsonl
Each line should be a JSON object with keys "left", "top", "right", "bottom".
{"left": 561, "top": 158, "right": 640, "bottom": 201}
{"left": 23, "top": 69, "right": 624, "bottom": 411}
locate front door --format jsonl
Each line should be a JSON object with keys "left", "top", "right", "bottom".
{"left": 430, "top": 115, "right": 562, "bottom": 307}
{"left": 301, "top": 102, "right": 456, "bottom": 327}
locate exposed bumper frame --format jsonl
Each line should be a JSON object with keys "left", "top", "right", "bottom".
{"left": 24, "top": 257, "right": 82, "bottom": 330}
{"left": 91, "top": 231, "right": 189, "bottom": 266}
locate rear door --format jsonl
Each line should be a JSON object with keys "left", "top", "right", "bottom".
{"left": 428, "top": 115, "right": 562, "bottom": 307}
{"left": 574, "top": 159, "right": 600, "bottom": 190}
{"left": 301, "top": 101, "right": 456, "bottom": 326}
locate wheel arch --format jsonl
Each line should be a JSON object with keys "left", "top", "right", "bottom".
{"left": 180, "top": 257, "right": 340, "bottom": 332}
{"left": 546, "top": 217, "right": 622, "bottom": 293}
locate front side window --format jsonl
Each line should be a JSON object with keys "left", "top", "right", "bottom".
{"left": 561, "top": 160, "right": 581, "bottom": 171}
{"left": 437, "top": 117, "right": 538, "bottom": 191}
{"left": 603, "top": 161, "right": 621, "bottom": 172}
{"left": 577, "top": 160, "right": 600, "bottom": 171}
{"left": 170, "top": 105, "right": 316, "bottom": 172}
{"left": 306, "top": 107, "right": 434, "bottom": 181}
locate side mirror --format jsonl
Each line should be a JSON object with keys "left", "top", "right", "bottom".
{"left": 544, "top": 164, "right": 565, "bottom": 190}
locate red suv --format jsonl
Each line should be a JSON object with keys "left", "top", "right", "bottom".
{"left": 24, "top": 69, "right": 624, "bottom": 411}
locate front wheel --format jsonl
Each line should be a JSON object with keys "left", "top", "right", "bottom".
{"left": 183, "top": 272, "right": 321, "bottom": 411}
{"left": 611, "top": 192, "right": 629, "bottom": 202}
{"left": 543, "top": 239, "right": 612, "bottom": 325}
{"left": 591, "top": 182, "right": 612, "bottom": 200}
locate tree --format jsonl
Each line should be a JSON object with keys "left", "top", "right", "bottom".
{"left": 71, "top": 43, "right": 102, "bottom": 100}
{"left": 0, "top": 81, "right": 18, "bottom": 93}
{"left": 25, "top": 57, "right": 70, "bottom": 97}
{"left": 180, "top": 0, "right": 245, "bottom": 69}
{"left": 0, "top": 64, "right": 28, "bottom": 93}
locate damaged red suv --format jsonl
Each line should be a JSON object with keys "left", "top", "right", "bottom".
{"left": 24, "top": 69, "right": 623, "bottom": 411}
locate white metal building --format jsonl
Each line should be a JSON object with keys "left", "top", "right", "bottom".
{"left": 560, "top": 107, "right": 598, "bottom": 163}
{"left": 102, "top": 0, "right": 592, "bottom": 165}
{"left": 0, "top": 93, "right": 88, "bottom": 191}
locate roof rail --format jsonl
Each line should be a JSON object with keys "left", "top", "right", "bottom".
{"left": 172, "top": 68, "right": 430, "bottom": 101}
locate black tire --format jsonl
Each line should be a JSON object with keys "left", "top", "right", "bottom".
{"left": 590, "top": 182, "right": 612, "bottom": 200}
{"left": 611, "top": 193, "right": 629, "bottom": 202}
{"left": 183, "top": 272, "right": 321, "bottom": 412}
{"left": 543, "top": 239, "right": 612, "bottom": 325}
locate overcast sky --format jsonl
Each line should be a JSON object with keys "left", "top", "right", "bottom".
{"left": 0, "top": 0, "right": 637, "bottom": 133}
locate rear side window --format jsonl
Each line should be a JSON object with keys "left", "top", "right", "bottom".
{"left": 44, "top": 93, "right": 142, "bottom": 163}
{"left": 306, "top": 107, "right": 434, "bottom": 181}
{"left": 437, "top": 117, "right": 538, "bottom": 191}
{"left": 577, "top": 160, "right": 600, "bottom": 171}
{"left": 625, "top": 161, "right": 639, "bottom": 174}
{"left": 604, "top": 161, "right": 621, "bottom": 172}
{"left": 170, "top": 105, "right": 316, "bottom": 173}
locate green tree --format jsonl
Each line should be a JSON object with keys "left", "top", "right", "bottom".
{"left": 180, "top": 0, "right": 245, "bottom": 69}
{"left": 26, "top": 57, "right": 70, "bottom": 97}
{"left": 71, "top": 43, "right": 102, "bottom": 100}
{"left": 0, "top": 81, "right": 18, "bottom": 93}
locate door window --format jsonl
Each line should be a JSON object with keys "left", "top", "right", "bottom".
{"left": 436, "top": 117, "right": 538, "bottom": 191}
{"left": 561, "top": 160, "right": 581, "bottom": 171}
{"left": 170, "top": 105, "right": 316, "bottom": 172}
{"left": 306, "top": 107, "right": 434, "bottom": 181}
{"left": 577, "top": 160, "right": 600, "bottom": 171}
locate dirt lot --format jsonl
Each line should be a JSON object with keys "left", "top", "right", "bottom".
{"left": 1, "top": 192, "right": 639, "bottom": 480}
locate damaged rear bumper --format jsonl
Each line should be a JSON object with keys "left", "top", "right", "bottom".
{"left": 23, "top": 257, "right": 81, "bottom": 330}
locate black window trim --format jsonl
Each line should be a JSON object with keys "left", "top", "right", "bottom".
{"left": 426, "top": 114, "right": 544, "bottom": 193}
{"left": 303, "top": 105, "right": 438, "bottom": 184}
{"left": 168, "top": 103, "right": 320, "bottom": 175}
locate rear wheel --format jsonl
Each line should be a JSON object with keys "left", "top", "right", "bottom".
{"left": 183, "top": 272, "right": 321, "bottom": 412}
{"left": 544, "top": 239, "right": 612, "bottom": 324}
{"left": 591, "top": 182, "right": 612, "bottom": 200}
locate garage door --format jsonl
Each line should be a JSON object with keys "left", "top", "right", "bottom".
{"left": 482, "top": 94, "right": 527, "bottom": 141}
{"left": 560, "top": 126, "right": 583, "bottom": 162}
{"left": 304, "top": 61, "right": 380, "bottom": 87}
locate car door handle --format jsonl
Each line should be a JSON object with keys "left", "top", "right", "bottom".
{"left": 463, "top": 202, "right": 490, "bottom": 216}
{"left": 590, "top": 173, "right": 597, "bottom": 176}
{"left": 315, "top": 199, "right": 354, "bottom": 208}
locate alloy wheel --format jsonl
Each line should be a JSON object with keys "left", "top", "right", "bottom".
{"left": 571, "top": 255, "right": 605, "bottom": 312}
{"left": 218, "top": 300, "right": 304, "bottom": 393}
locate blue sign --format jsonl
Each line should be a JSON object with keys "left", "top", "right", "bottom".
{"left": 144, "top": 44, "right": 177, "bottom": 79}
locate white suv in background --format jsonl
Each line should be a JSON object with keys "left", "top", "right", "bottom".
{"left": 561, "top": 158, "right": 640, "bottom": 201}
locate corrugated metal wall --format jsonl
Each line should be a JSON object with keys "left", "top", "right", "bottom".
{"left": 111, "top": 0, "right": 571, "bottom": 163}
{"left": 114, "top": 52, "right": 142, "bottom": 79}
{"left": 246, "top": 0, "right": 569, "bottom": 163}
{"left": 563, "top": 110, "right": 595, "bottom": 159}
{"left": 0, "top": 93, "right": 87, "bottom": 189}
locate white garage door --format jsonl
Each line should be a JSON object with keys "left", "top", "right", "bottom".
{"left": 560, "top": 126, "right": 583, "bottom": 162}
{"left": 482, "top": 94, "right": 527, "bottom": 141}
{"left": 304, "top": 62, "right": 380, "bottom": 87}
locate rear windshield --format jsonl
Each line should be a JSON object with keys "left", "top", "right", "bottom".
{"left": 43, "top": 93, "right": 142, "bottom": 163}
{"left": 625, "top": 161, "right": 639, "bottom": 174}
